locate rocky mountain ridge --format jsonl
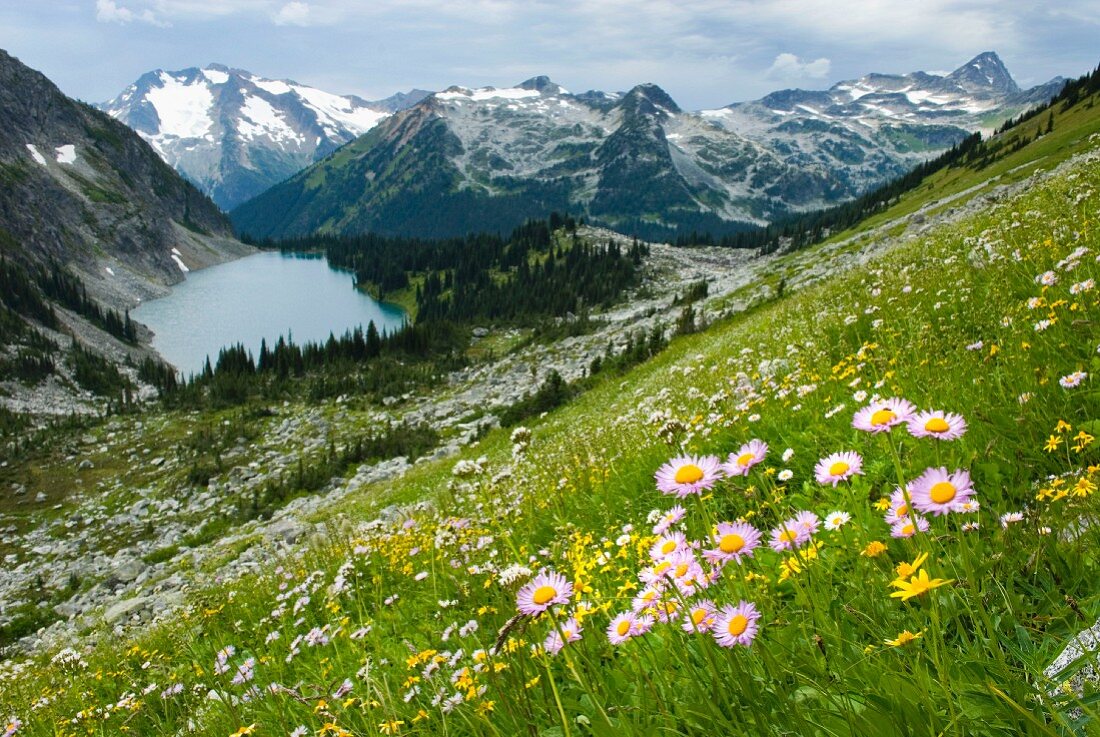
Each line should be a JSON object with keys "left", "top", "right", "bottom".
{"left": 0, "top": 49, "right": 248, "bottom": 310}
{"left": 230, "top": 52, "right": 1064, "bottom": 241}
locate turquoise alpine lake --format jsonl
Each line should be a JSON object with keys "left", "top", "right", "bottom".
{"left": 132, "top": 251, "right": 407, "bottom": 377}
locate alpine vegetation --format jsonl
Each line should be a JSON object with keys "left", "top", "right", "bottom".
{"left": 3, "top": 111, "right": 1100, "bottom": 737}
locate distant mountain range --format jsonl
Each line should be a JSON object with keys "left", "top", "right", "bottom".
{"left": 0, "top": 49, "right": 245, "bottom": 310}
{"left": 228, "top": 52, "right": 1063, "bottom": 241}
{"left": 99, "top": 65, "right": 429, "bottom": 210}
{"left": 98, "top": 53, "right": 1063, "bottom": 241}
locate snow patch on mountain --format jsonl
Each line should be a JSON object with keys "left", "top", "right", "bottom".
{"left": 436, "top": 86, "right": 542, "bottom": 103}
{"left": 146, "top": 72, "right": 214, "bottom": 140}
{"left": 237, "top": 96, "right": 301, "bottom": 144}
{"left": 55, "top": 144, "right": 77, "bottom": 164}
{"left": 201, "top": 68, "right": 229, "bottom": 85}
{"left": 25, "top": 143, "right": 46, "bottom": 166}
{"left": 289, "top": 84, "right": 387, "bottom": 135}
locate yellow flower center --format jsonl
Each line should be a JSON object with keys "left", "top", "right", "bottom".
{"left": 660, "top": 540, "right": 677, "bottom": 555}
{"left": 929, "top": 481, "right": 956, "bottom": 504}
{"left": 896, "top": 503, "right": 908, "bottom": 517}
{"left": 829, "top": 461, "right": 850, "bottom": 476}
{"left": 727, "top": 614, "right": 748, "bottom": 636}
{"left": 924, "top": 417, "right": 950, "bottom": 433}
{"left": 674, "top": 464, "right": 705, "bottom": 484}
{"left": 532, "top": 586, "right": 557, "bottom": 605}
{"left": 674, "top": 563, "right": 690, "bottom": 577}
{"left": 692, "top": 608, "right": 708, "bottom": 625}
{"left": 719, "top": 533, "right": 745, "bottom": 553}
{"left": 779, "top": 528, "right": 798, "bottom": 543}
{"left": 736, "top": 452, "right": 755, "bottom": 467}
{"left": 871, "top": 408, "right": 897, "bottom": 426}
{"left": 616, "top": 620, "right": 630, "bottom": 636}
{"left": 901, "top": 523, "right": 916, "bottom": 536}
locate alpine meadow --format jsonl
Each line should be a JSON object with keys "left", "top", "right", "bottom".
{"left": 2, "top": 6, "right": 1100, "bottom": 737}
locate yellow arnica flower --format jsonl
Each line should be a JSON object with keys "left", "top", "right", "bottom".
{"left": 884, "top": 630, "right": 924, "bottom": 647}
{"left": 230, "top": 726, "right": 257, "bottom": 737}
{"left": 861, "top": 541, "right": 888, "bottom": 557}
{"left": 890, "top": 570, "right": 953, "bottom": 601}
{"left": 894, "top": 552, "right": 928, "bottom": 579}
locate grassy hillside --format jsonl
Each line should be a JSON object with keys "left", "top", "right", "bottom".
{"left": 4, "top": 108, "right": 1100, "bottom": 737}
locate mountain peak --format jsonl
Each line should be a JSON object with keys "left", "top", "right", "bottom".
{"left": 620, "top": 83, "right": 681, "bottom": 115}
{"left": 517, "top": 75, "right": 566, "bottom": 94}
{"left": 946, "top": 51, "right": 1018, "bottom": 95}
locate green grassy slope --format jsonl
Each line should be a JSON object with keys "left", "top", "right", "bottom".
{"left": 3, "top": 100, "right": 1100, "bottom": 737}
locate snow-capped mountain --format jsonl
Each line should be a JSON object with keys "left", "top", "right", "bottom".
{"left": 100, "top": 65, "right": 430, "bottom": 210}
{"left": 231, "top": 52, "right": 1063, "bottom": 241}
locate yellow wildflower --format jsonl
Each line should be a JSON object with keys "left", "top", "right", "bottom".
{"left": 889, "top": 570, "right": 953, "bottom": 601}
{"left": 884, "top": 630, "right": 924, "bottom": 647}
{"left": 894, "top": 552, "right": 928, "bottom": 579}
{"left": 861, "top": 541, "right": 888, "bottom": 557}
{"left": 1044, "top": 435, "right": 1063, "bottom": 453}
{"left": 229, "top": 726, "right": 256, "bottom": 737}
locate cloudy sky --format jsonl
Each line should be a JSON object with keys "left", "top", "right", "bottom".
{"left": 1, "top": 0, "right": 1097, "bottom": 109}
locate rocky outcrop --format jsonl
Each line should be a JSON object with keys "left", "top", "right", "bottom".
{"left": 0, "top": 48, "right": 251, "bottom": 311}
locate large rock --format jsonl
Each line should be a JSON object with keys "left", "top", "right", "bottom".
{"left": 103, "top": 596, "right": 148, "bottom": 624}
{"left": 1044, "top": 616, "right": 1100, "bottom": 710}
{"left": 113, "top": 558, "right": 145, "bottom": 583}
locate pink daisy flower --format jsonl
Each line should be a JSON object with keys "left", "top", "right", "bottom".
{"left": 907, "top": 410, "right": 967, "bottom": 440}
{"left": 768, "top": 520, "right": 808, "bottom": 552}
{"left": 908, "top": 467, "right": 975, "bottom": 516}
{"left": 516, "top": 570, "right": 573, "bottom": 616}
{"left": 651, "top": 505, "right": 686, "bottom": 535}
{"left": 631, "top": 585, "right": 664, "bottom": 613}
{"left": 544, "top": 617, "right": 582, "bottom": 655}
{"left": 649, "top": 531, "right": 689, "bottom": 561}
{"left": 652, "top": 598, "right": 682, "bottom": 624}
{"left": 681, "top": 599, "right": 718, "bottom": 633}
{"left": 638, "top": 560, "right": 674, "bottom": 586}
{"left": 890, "top": 515, "right": 930, "bottom": 538}
{"left": 814, "top": 451, "right": 863, "bottom": 486}
{"left": 607, "top": 612, "right": 639, "bottom": 645}
{"left": 793, "top": 510, "right": 820, "bottom": 535}
{"left": 655, "top": 455, "right": 723, "bottom": 497}
{"left": 954, "top": 499, "right": 980, "bottom": 514}
{"left": 884, "top": 487, "right": 912, "bottom": 524}
{"left": 703, "top": 521, "right": 762, "bottom": 565}
{"left": 721, "top": 439, "right": 768, "bottom": 477}
{"left": 852, "top": 397, "right": 916, "bottom": 433}
{"left": 1059, "top": 371, "right": 1088, "bottom": 389}
{"left": 667, "top": 551, "right": 709, "bottom": 595}
{"left": 712, "top": 600, "right": 762, "bottom": 647}
{"left": 630, "top": 614, "right": 655, "bottom": 636}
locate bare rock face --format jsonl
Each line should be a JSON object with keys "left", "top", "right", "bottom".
{"left": 1045, "top": 617, "right": 1100, "bottom": 708}
{"left": 0, "top": 48, "right": 250, "bottom": 310}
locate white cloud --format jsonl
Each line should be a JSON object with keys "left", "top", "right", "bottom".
{"left": 95, "top": 0, "right": 167, "bottom": 26}
{"left": 273, "top": 1, "right": 312, "bottom": 26}
{"left": 767, "top": 53, "right": 831, "bottom": 80}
